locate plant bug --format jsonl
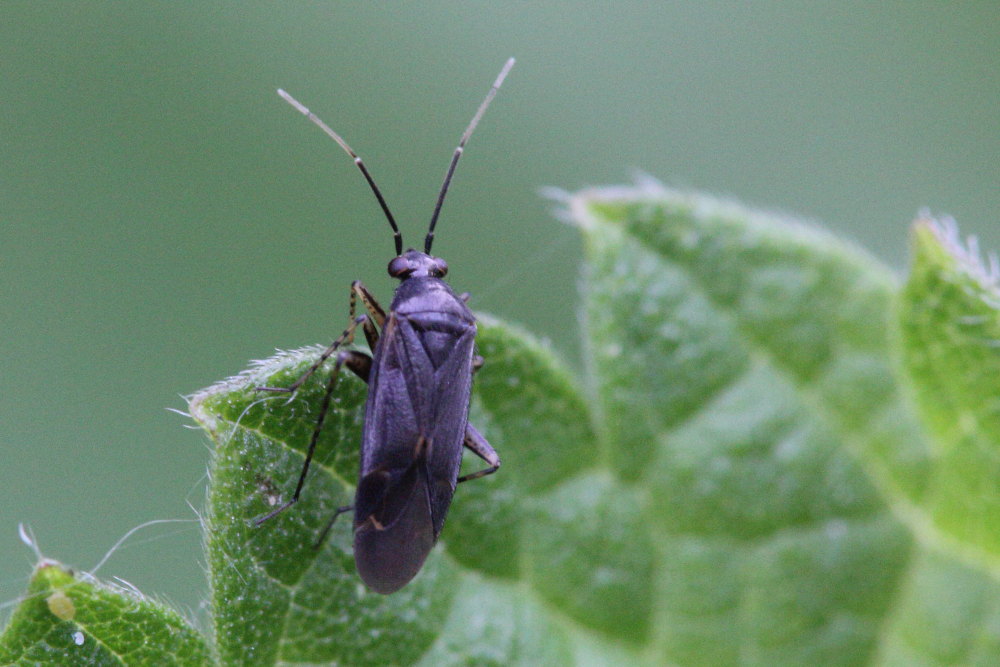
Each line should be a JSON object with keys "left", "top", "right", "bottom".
{"left": 256, "top": 58, "right": 513, "bottom": 594}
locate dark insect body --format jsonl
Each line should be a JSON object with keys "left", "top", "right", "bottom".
{"left": 256, "top": 59, "right": 513, "bottom": 594}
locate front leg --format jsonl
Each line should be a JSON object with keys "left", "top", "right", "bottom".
{"left": 257, "top": 280, "right": 386, "bottom": 394}
{"left": 256, "top": 314, "right": 367, "bottom": 394}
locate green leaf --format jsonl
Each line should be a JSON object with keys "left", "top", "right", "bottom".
{"left": 186, "top": 183, "right": 1000, "bottom": 665}
{"left": 873, "top": 550, "right": 1000, "bottom": 665}
{"left": 189, "top": 322, "right": 600, "bottom": 665}
{"left": 897, "top": 216, "right": 1000, "bottom": 560}
{"left": 572, "top": 184, "right": 928, "bottom": 664}
{"left": 0, "top": 560, "right": 211, "bottom": 666}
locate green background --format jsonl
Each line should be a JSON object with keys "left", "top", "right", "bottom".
{"left": 1, "top": 2, "right": 997, "bottom": 622}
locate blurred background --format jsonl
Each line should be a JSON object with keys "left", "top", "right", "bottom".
{"left": 1, "top": 3, "right": 997, "bottom": 621}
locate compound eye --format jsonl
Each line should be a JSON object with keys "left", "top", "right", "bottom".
{"left": 434, "top": 258, "right": 448, "bottom": 277}
{"left": 388, "top": 256, "right": 410, "bottom": 278}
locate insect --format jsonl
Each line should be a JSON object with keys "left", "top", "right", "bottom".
{"left": 46, "top": 590, "right": 75, "bottom": 621}
{"left": 255, "top": 58, "right": 513, "bottom": 594}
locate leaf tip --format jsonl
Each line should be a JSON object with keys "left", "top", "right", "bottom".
{"left": 911, "top": 212, "right": 1000, "bottom": 293}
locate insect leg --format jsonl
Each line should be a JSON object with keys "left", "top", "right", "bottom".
{"left": 313, "top": 504, "right": 354, "bottom": 549}
{"left": 256, "top": 305, "right": 367, "bottom": 395}
{"left": 351, "top": 280, "right": 386, "bottom": 349}
{"left": 457, "top": 422, "right": 500, "bottom": 482}
{"left": 257, "top": 276, "right": 386, "bottom": 394}
{"left": 254, "top": 349, "right": 371, "bottom": 525}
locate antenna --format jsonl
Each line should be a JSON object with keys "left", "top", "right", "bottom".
{"left": 424, "top": 57, "right": 515, "bottom": 253}
{"left": 278, "top": 88, "right": 404, "bottom": 256}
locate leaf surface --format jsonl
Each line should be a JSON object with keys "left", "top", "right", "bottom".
{"left": 183, "top": 185, "right": 1000, "bottom": 665}
{"left": 0, "top": 561, "right": 211, "bottom": 666}
{"left": 897, "top": 217, "right": 1000, "bottom": 562}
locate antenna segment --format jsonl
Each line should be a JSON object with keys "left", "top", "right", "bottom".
{"left": 278, "top": 88, "right": 404, "bottom": 256}
{"left": 424, "top": 57, "right": 515, "bottom": 253}
{"left": 277, "top": 56, "right": 514, "bottom": 258}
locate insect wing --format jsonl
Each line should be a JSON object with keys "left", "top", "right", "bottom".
{"left": 353, "top": 461, "right": 436, "bottom": 594}
{"left": 353, "top": 288, "right": 476, "bottom": 592}
{"left": 359, "top": 283, "right": 477, "bottom": 531}
{"left": 397, "top": 311, "right": 475, "bottom": 519}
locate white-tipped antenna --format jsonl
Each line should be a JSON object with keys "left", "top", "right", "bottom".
{"left": 424, "top": 57, "right": 515, "bottom": 253}
{"left": 277, "top": 88, "right": 404, "bottom": 256}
